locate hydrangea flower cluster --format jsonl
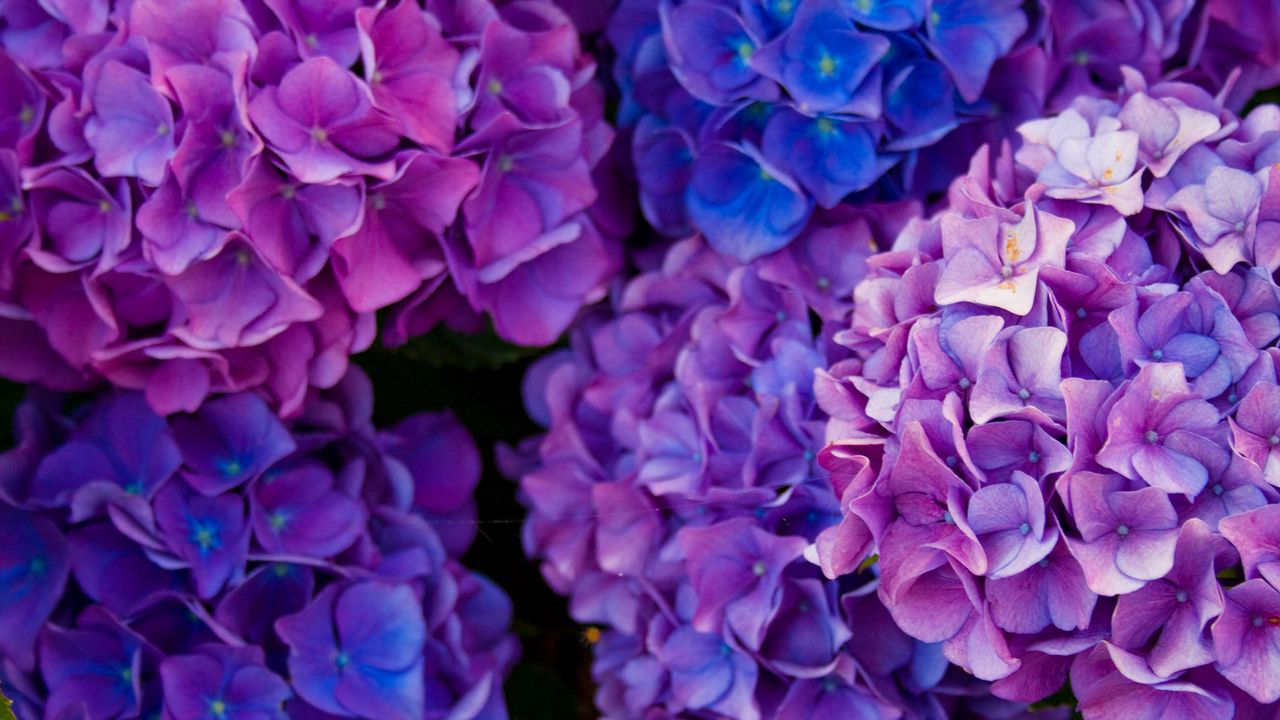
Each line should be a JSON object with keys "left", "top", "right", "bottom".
{"left": 605, "top": 0, "right": 1280, "bottom": 262}
{"left": 0, "top": 0, "right": 624, "bottom": 416}
{"left": 506, "top": 207, "right": 1072, "bottom": 719}
{"left": 0, "top": 367, "right": 516, "bottom": 720}
{"left": 814, "top": 69, "right": 1280, "bottom": 717}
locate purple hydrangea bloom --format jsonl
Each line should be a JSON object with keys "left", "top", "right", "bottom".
{"left": 0, "top": 0, "right": 628, "bottom": 413}
{"left": 159, "top": 644, "right": 291, "bottom": 720}
{"left": 276, "top": 581, "right": 426, "bottom": 720}
{"left": 816, "top": 80, "right": 1280, "bottom": 717}
{"left": 0, "top": 367, "right": 516, "bottom": 719}
{"left": 0, "top": 503, "right": 68, "bottom": 670}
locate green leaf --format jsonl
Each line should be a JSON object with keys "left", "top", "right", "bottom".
{"left": 0, "top": 680, "right": 16, "bottom": 720}
{"left": 1030, "top": 681, "right": 1080, "bottom": 717}
{"left": 383, "top": 325, "right": 551, "bottom": 371}
{"left": 1245, "top": 86, "right": 1280, "bottom": 115}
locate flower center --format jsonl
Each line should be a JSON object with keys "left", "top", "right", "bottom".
{"left": 942, "top": 511, "right": 955, "bottom": 525}
{"left": 335, "top": 651, "right": 350, "bottom": 668}
{"left": 218, "top": 457, "right": 244, "bottom": 477}
{"left": 1144, "top": 430, "right": 1159, "bottom": 443}
{"left": 817, "top": 53, "right": 837, "bottom": 76}
{"left": 192, "top": 523, "right": 220, "bottom": 552}
{"left": 1001, "top": 264, "right": 1014, "bottom": 278}
{"left": 209, "top": 699, "right": 227, "bottom": 718}
{"left": 1175, "top": 590, "right": 1188, "bottom": 603}
{"left": 310, "top": 126, "right": 328, "bottom": 143}
{"left": 219, "top": 129, "right": 237, "bottom": 147}
{"left": 1075, "top": 307, "right": 1088, "bottom": 319}
{"left": 1027, "top": 451, "right": 1040, "bottom": 463}
{"left": 958, "top": 377, "right": 971, "bottom": 389}
{"left": 1019, "top": 522, "right": 1031, "bottom": 535}
{"left": 1017, "top": 388, "right": 1031, "bottom": 400}
{"left": 1269, "top": 435, "right": 1280, "bottom": 446}
{"left": 737, "top": 41, "right": 754, "bottom": 63}
{"left": 752, "top": 561, "right": 767, "bottom": 576}
{"left": 269, "top": 512, "right": 288, "bottom": 531}
{"left": 29, "top": 556, "right": 47, "bottom": 575}
{"left": 1213, "top": 484, "right": 1225, "bottom": 496}
{"left": 945, "top": 455, "right": 958, "bottom": 468}
{"left": 487, "top": 78, "right": 503, "bottom": 95}
{"left": 1151, "top": 348, "right": 1164, "bottom": 360}
{"left": 1116, "top": 524, "right": 1130, "bottom": 537}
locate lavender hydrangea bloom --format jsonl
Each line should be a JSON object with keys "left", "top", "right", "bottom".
{"left": 1025, "top": 112, "right": 1145, "bottom": 215}
{"left": 511, "top": 220, "right": 1041, "bottom": 718}
{"left": 0, "top": 368, "right": 516, "bottom": 719}
{"left": 816, "top": 82, "right": 1280, "bottom": 717}
{"left": 933, "top": 205, "right": 1074, "bottom": 316}
{"left": 1095, "top": 363, "right": 1227, "bottom": 497}
{"left": 0, "top": 0, "right": 627, "bottom": 410}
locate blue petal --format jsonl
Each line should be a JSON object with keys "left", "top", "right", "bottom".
{"left": 884, "top": 58, "right": 958, "bottom": 150}
{"left": 633, "top": 118, "right": 695, "bottom": 235}
{"left": 926, "top": 0, "right": 1027, "bottom": 102}
{"left": 845, "top": 0, "right": 925, "bottom": 30}
{"left": 686, "top": 142, "right": 813, "bottom": 261}
{"left": 661, "top": 1, "right": 778, "bottom": 105}
{"left": 762, "top": 109, "right": 885, "bottom": 208}
{"left": 754, "top": 1, "right": 889, "bottom": 113}
{"left": 1161, "top": 332, "right": 1220, "bottom": 378}
{"left": 739, "top": 0, "right": 800, "bottom": 39}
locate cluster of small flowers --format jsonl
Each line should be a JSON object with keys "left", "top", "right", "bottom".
{"left": 604, "top": 0, "right": 1280, "bottom": 263}
{"left": 0, "top": 367, "right": 516, "bottom": 720}
{"left": 506, "top": 204, "right": 1071, "bottom": 719}
{"left": 814, "top": 67, "right": 1280, "bottom": 718}
{"left": 0, "top": 0, "right": 625, "bottom": 417}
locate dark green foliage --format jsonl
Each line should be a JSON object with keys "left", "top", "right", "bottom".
{"left": 0, "top": 680, "right": 14, "bottom": 720}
